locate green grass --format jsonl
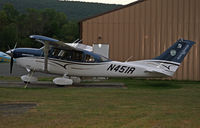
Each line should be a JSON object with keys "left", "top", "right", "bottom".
{"left": 0, "top": 78, "right": 200, "bottom": 128}
{"left": 0, "top": 76, "right": 21, "bottom": 81}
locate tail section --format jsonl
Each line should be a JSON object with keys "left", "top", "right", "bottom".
{"left": 154, "top": 39, "right": 195, "bottom": 63}
{"left": 144, "top": 39, "right": 196, "bottom": 77}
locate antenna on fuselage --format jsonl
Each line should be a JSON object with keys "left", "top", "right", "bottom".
{"left": 72, "top": 39, "right": 82, "bottom": 44}
{"left": 72, "top": 39, "right": 80, "bottom": 43}
{"left": 76, "top": 39, "right": 82, "bottom": 44}
{"left": 125, "top": 56, "right": 133, "bottom": 62}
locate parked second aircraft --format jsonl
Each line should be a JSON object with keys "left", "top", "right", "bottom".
{"left": 0, "top": 51, "right": 13, "bottom": 63}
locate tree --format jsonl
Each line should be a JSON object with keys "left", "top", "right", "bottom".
{"left": 0, "top": 3, "right": 80, "bottom": 51}
{"left": 0, "top": 10, "right": 8, "bottom": 28}
{"left": 58, "top": 21, "right": 79, "bottom": 42}
{"left": 2, "top": 3, "right": 19, "bottom": 23}
{"left": 0, "top": 23, "right": 18, "bottom": 51}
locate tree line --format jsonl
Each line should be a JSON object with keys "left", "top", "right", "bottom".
{"left": 0, "top": 0, "right": 121, "bottom": 20}
{"left": 0, "top": 3, "right": 79, "bottom": 51}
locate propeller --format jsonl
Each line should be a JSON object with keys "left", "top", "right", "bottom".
{"left": 7, "top": 42, "right": 17, "bottom": 74}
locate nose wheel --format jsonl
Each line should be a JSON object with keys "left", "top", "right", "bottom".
{"left": 24, "top": 81, "right": 31, "bottom": 84}
{"left": 21, "top": 71, "right": 38, "bottom": 88}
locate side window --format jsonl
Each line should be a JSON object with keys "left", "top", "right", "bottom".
{"left": 85, "top": 54, "right": 95, "bottom": 62}
{"left": 61, "top": 51, "right": 71, "bottom": 60}
{"left": 52, "top": 49, "right": 61, "bottom": 57}
{"left": 50, "top": 48, "right": 62, "bottom": 58}
{"left": 50, "top": 48, "right": 85, "bottom": 62}
{"left": 72, "top": 51, "right": 83, "bottom": 62}
{"left": 58, "top": 50, "right": 65, "bottom": 58}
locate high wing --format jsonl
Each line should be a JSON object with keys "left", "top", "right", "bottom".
{"left": 30, "top": 35, "right": 78, "bottom": 51}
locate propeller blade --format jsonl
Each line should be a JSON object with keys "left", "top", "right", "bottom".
{"left": 8, "top": 45, "right": 11, "bottom": 50}
{"left": 14, "top": 42, "right": 17, "bottom": 49}
{"left": 10, "top": 56, "right": 14, "bottom": 74}
{"left": 8, "top": 42, "right": 17, "bottom": 74}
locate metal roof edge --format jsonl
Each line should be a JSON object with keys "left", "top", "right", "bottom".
{"left": 79, "top": 0, "right": 146, "bottom": 23}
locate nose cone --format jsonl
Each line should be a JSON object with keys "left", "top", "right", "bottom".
{"left": 6, "top": 49, "right": 14, "bottom": 56}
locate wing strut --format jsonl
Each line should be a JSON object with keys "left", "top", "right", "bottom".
{"left": 44, "top": 42, "right": 49, "bottom": 72}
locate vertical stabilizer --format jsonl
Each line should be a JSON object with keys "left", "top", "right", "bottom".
{"left": 154, "top": 39, "right": 195, "bottom": 63}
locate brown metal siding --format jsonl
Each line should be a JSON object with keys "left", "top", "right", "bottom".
{"left": 81, "top": 0, "right": 200, "bottom": 81}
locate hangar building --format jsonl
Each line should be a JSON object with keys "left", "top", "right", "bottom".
{"left": 80, "top": 0, "right": 200, "bottom": 80}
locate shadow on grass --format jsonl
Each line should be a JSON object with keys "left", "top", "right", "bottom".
{"left": 108, "top": 78, "right": 183, "bottom": 90}
{"left": 143, "top": 81, "right": 182, "bottom": 89}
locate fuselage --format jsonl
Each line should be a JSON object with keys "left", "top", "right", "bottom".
{"left": 16, "top": 57, "right": 149, "bottom": 77}
{"left": 11, "top": 47, "right": 179, "bottom": 78}
{"left": 15, "top": 57, "right": 177, "bottom": 78}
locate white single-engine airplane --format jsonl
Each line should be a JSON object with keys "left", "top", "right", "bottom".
{"left": 6, "top": 35, "right": 195, "bottom": 86}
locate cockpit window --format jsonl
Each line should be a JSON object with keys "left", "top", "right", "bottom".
{"left": 52, "top": 49, "right": 60, "bottom": 57}
{"left": 85, "top": 54, "right": 95, "bottom": 62}
{"left": 50, "top": 48, "right": 110, "bottom": 62}
{"left": 50, "top": 48, "right": 84, "bottom": 62}
{"left": 72, "top": 51, "right": 84, "bottom": 61}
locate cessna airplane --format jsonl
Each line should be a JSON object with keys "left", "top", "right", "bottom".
{"left": 6, "top": 35, "right": 195, "bottom": 86}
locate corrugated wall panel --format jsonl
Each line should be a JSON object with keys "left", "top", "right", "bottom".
{"left": 124, "top": 8, "right": 130, "bottom": 61}
{"left": 103, "top": 14, "right": 109, "bottom": 44}
{"left": 145, "top": 0, "right": 151, "bottom": 59}
{"left": 108, "top": 13, "right": 114, "bottom": 59}
{"left": 92, "top": 19, "right": 97, "bottom": 44}
{"left": 176, "top": 0, "right": 184, "bottom": 80}
{"left": 156, "top": 0, "right": 162, "bottom": 59}
{"left": 113, "top": 11, "right": 119, "bottom": 60}
{"left": 183, "top": 0, "right": 189, "bottom": 80}
{"left": 118, "top": 10, "right": 124, "bottom": 61}
{"left": 129, "top": 5, "right": 136, "bottom": 60}
{"left": 195, "top": 0, "right": 200, "bottom": 80}
{"left": 87, "top": 20, "right": 92, "bottom": 44}
{"left": 82, "top": 22, "right": 88, "bottom": 43}
{"left": 150, "top": 0, "right": 156, "bottom": 58}
{"left": 188, "top": 0, "right": 194, "bottom": 80}
{"left": 134, "top": 4, "right": 140, "bottom": 61}
{"left": 81, "top": 0, "right": 200, "bottom": 80}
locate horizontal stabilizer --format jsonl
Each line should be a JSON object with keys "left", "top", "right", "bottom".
{"left": 144, "top": 68, "right": 171, "bottom": 77}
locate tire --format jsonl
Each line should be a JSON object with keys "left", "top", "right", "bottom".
{"left": 24, "top": 81, "right": 30, "bottom": 84}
